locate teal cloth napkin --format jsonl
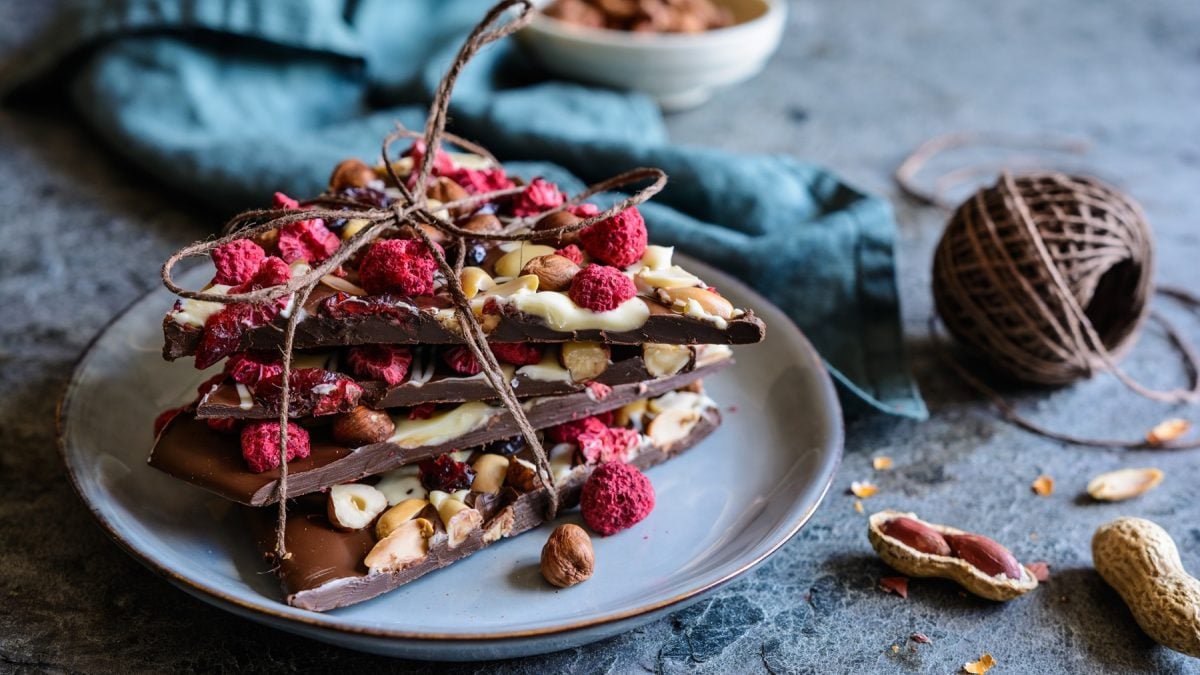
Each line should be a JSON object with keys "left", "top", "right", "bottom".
{"left": 2, "top": 0, "right": 926, "bottom": 419}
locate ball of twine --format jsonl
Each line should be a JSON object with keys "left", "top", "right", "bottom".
{"left": 933, "top": 172, "right": 1154, "bottom": 386}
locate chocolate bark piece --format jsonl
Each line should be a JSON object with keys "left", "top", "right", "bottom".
{"left": 149, "top": 361, "right": 724, "bottom": 506}
{"left": 197, "top": 344, "right": 732, "bottom": 418}
{"left": 249, "top": 407, "right": 721, "bottom": 611}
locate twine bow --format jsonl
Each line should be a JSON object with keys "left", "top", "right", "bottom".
{"left": 161, "top": 0, "right": 668, "bottom": 559}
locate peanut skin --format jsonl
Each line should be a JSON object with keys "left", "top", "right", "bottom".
{"left": 944, "top": 533, "right": 1022, "bottom": 580}
{"left": 1093, "top": 517, "right": 1200, "bottom": 657}
{"left": 881, "top": 517, "right": 951, "bottom": 557}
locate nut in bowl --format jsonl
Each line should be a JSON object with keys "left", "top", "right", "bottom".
{"left": 517, "top": 0, "right": 787, "bottom": 111}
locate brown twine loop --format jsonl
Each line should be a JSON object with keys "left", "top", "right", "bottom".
{"left": 900, "top": 134, "right": 1200, "bottom": 449}
{"left": 160, "top": 0, "right": 670, "bottom": 560}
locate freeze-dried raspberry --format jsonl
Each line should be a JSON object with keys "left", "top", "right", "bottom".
{"left": 358, "top": 239, "right": 437, "bottom": 296}
{"left": 585, "top": 381, "right": 613, "bottom": 401}
{"left": 408, "top": 402, "right": 437, "bottom": 420}
{"left": 581, "top": 461, "right": 655, "bottom": 536}
{"left": 569, "top": 203, "right": 600, "bottom": 218}
{"left": 231, "top": 256, "right": 291, "bottom": 292}
{"left": 442, "top": 346, "right": 482, "bottom": 375}
{"left": 568, "top": 264, "right": 636, "bottom": 312}
{"left": 577, "top": 426, "right": 638, "bottom": 465}
{"left": 153, "top": 407, "right": 186, "bottom": 438}
{"left": 239, "top": 420, "right": 311, "bottom": 473}
{"left": 555, "top": 244, "right": 584, "bottom": 265}
{"left": 404, "top": 140, "right": 456, "bottom": 186}
{"left": 346, "top": 345, "right": 413, "bottom": 386}
{"left": 419, "top": 454, "right": 475, "bottom": 492}
{"left": 224, "top": 351, "right": 283, "bottom": 386}
{"left": 490, "top": 342, "right": 544, "bottom": 366}
{"left": 205, "top": 417, "right": 240, "bottom": 434}
{"left": 211, "top": 239, "right": 266, "bottom": 285}
{"left": 255, "top": 368, "right": 363, "bottom": 416}
{"left": 278, "top": 219, "right": 339, "bottom": 264}
{"left": 510, "top": 178, "right": 565, "bottom": 217}
{"left": 272, "top": 192, "right": 300, "bottom": 210}
{"left": 579, "top": 208, "right": 647, "bottom": 268}
{"left": 546, "top": 416, "right": 608, "bottom": 445}
{"left": 449, "top": 167, "right": 515, "bottom": 195}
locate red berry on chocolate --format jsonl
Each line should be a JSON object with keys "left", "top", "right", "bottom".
{"left": 239, "top": 420, "right": 311, "bottom": 473}
{"left": 278, "top": 218, "right": 340, "bottom": 264}
{"left": 511, "top": 177, "right": 565, "bottom": 217}
{"left": 224, "top": 351, "right": 283, "bottom": 386}
{"left": 555, "top": 244, "right": 584, "bottom": 265}
{"left": 419, "top": 454, "right": 476, "bottom": 492}
{"left": 577, "top": 427, "right": 639, "bottom": 465}
{"left": 404, "top": 140, "right": 457, "bottom": 181}
{"left": 442, "top": 346, "right": 483, "bottom": 375}
{"left": 346, "top": 344, "right": 413, "bottom": 386}
{"left": 547, "top": 416, "right": 608, "bottom": 445}
{"left": 358, "top": 239, "right": 437, "bottom": 297}
{"left": 450, "top": 167, "right": 514, "bottom": 194}
{"left": 195, "top": 304, "right": 253, "bottom": 369}
{"left": 255, "top": 368, "right": 363, "bottom": 416}
{"left": 579, "top": 208, "right": 647, "bottom": 268}
{"left": 272, "top": 192, "right": 300, "bottom": 210}
{"left": 231, "top": 256, "right": 292, "bottom": 292}
{"left": 211, "top": 239, "right": 266, "bottom": 285}
{"left": 205, "top": 417, "right": 240, "bottom": 434}
{"left": 408, "top": 402, "right": 438, "bottom": 420}
{"left": 490, "top": 342, "right": 544, "bottom": 366}
{"left": 153, "top": 406, "right": 186, "bottom": 438}
{"left": 581, "top": 462, "right": 655, "bottom": 536}
{"left": 568, "top": 264, "right": 636, "bottom": 312}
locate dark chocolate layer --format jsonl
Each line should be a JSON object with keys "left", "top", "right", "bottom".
{"left": 149, "top": 361, "right": 725, "bottom": 505}
{"left": 249, "top": 408, "right": 721, "bottom": 611}
{"left": 197, "top": 347, "right": 729, "bottom": 418}
{"left": 163, "top": 285, "right": 765, "bottom": 361}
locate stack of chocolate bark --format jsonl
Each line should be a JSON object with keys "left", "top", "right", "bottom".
{"left": 150, "top": 145, "right": 765, "bottom": 611}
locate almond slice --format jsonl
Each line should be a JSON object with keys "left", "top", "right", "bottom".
{"left": 1146, "top": 418, "right": 1190, "bottom": 446}
{"left": 1087, "top": 468, "right": 1164, "bottom": 502}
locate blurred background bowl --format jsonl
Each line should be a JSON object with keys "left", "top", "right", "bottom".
{"left": 517, "top": 0, "right": 786, "bottom": 111}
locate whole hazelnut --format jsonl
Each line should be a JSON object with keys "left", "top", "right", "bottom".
{"left": 521, "top": 254, "right": 580, "bottom": 292}
{"left": 461, "top": 213, "right": 503, "bottom": 235}
{"left": 332, "top": 405, "right": 395, "bottom": 447}
{"left": 533, "top": 210, "right": 583, "bottom": 246}
{"left": 328, "top": 158, "right": 377, "bottom": 191}
{"left": 540, "top": 523, "right": 595, "bottom": 588}
{"left": 427, "top": 177, "right": 471, "bottom": 217}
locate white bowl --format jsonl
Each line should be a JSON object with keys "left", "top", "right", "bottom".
{"left": 517, "top": 0, "right": 787, "bottom": 111}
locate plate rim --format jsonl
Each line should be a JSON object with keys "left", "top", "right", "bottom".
{"left": 56, "top": 254, "right": 843, "bottom": 642}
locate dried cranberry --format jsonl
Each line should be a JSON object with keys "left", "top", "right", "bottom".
{"left": 254, "top": 368, "right": 363, "bottom": 416}
{"left": 419, "top": 454, "right": 476, "bottom": 492}
{"left": 463, "top": 241, "right": 488, "bottom": 267}
{"left": 195, "top": 304, "right": 253, "bottom": 369}
{"left": 205, "top": 417, "right": 240, "bottom": 434}
{"left": 408, "top": 402, "right": 438, "bottom": 420}
{"left": 338, "top": 186, "right": 391, "bottom": 209}
{"left": 224, "top": 351, "right": 283, "bottom": 386}
{"left": 490, "top": 343, "right": 543, "bottom": 366}
{"left": 345, "top": 345, "right": 413, "bottom": 386}
{"left": 483, "top": 435, "right": 524, "bottom": 456}
{"left": 320, "top": 292, "right": 411, "bottom": 320}
{"left": 442, "top": 346, "right": 483, "bottom": 375}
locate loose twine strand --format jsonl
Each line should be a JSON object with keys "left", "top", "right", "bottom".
{"left": 160, "top": 0, "right": 668, "bottom": 559}
{"left": 901, "top": 133, "right": 1200, "bottom": 449}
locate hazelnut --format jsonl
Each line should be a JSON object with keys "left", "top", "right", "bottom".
{"left": 521, "top": 254, "right": 580, "bottom": 292}
{"left": 560, "top": 341, "right": 611, "bottom": 382}
{"left": 494, "top": 243, "right": 558, "bottom": 278}
{"left": 364, "top": 518, "right": 432, "bottom": 573}
{"left": 327, "top": 483, "right": 388, "bottom": 531}
{"left": 540, "top": 524, "right": 595, "bottom": 588}
{"left": 505, "top": 458, "right": 542, "bottom": 493}
{"left": 461, "top": 213, "right": 502, "bottom": 235}
{"left": 328, "top": 158, "right": 376, "bottom": 191}
{"left": 533, "top": 210, "right": 583, "bottom": 246}
{"left": 426, "top": 177, "right": 471, "bottom": 217}
{"left": 332, "top": 406, "right": 395, "bottom": 446}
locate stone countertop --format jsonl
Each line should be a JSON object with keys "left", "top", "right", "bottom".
{"left": 3, "top": 1, "right": 1200, "bottom": 672}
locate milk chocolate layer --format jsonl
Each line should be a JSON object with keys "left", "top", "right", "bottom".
{"left": 249, "top": 408, "right": 720, "bottom": 611}
{"left": 150, "top": 361, "right": 724, "bottom": 505}
{"left": 197, "top": 345, "right": 729, "bottom": 418}
{"left": 162, "top": 284, "right": 765, "bottom": 361}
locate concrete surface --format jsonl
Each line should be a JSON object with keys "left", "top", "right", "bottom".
{"left": 3, "top": 0, "right": 1200, "bottom": 672}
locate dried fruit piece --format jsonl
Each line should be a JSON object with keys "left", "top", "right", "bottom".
{"left": 880, "top": 517, "right": 951, "bottom": 556}
{"left": 547, "top": 416, "right": 608, "bottom": 445}
{"left": 327, "top": 483, "right": 388, "bottom": 531}
{"left": 541, "top": 524, "right": 595, "bottom": 588}
{"left": 945, "top": 533, "right": 1022, "bottom": 580}
{"left": 1025, "top": 561, "right": 1051, "bottom": 582}
{"left": 556, "top": 244, "right": 584, "bottom": 264}
{"left": 1147, "top": 418, "right": 1191, "bottom": 446}
{"left": 346, "top": 344, "right": 413, "bottom": 385}
{"left": 579, "top": 207, "right": 648, "bottom": 268}
{"left": 419, "top": 454, "right": 476, "bottom": 492}
{"left": 1031, "top": 474, "right": 1054, "bottom": 496}
{"left": 442, "top": 345, "right": 483, "bottom": 375}
{"left": 358, "top": 238, "right": 437, "bottom": 297}
{"left": 239, "top": 420, "right": 311, "bottom": 473}
{"left": 569, "top": 264, "right": 637, "bottom": 312}
{"left": 254, "top": 368, "right": 362, "bottom": 416}
{"left": 581, "top": 462, "right": 655, "bottom": 536}
{"left": 879, "top": 576, "right": 909, "bottom": 599}
{"left": 211, "top": 239, "right": 266, "bottom": 285}
{"left": 850, "top": 481, "right": 878, "bottom": 498}
{"left": 489, "top": 342, "right": 544, "bottom": 366}
{"left": 331, "top": 406, "right": 395, "bottom": 446}
{"left": 872, "top": 456, "right": 893, "bottom": 470}
{"left": 576, "top": 426, "right": 639, "bottom": 465}
{"left": 1087, "top": 467, "right": 1164, "bottom": 502}
{"left": 224, "top": 351, "right": 282, "bottom": 386}
{"left": 510, "top": 177, "right": 565, "bottom": 217}
{"left": 278, "top": 219, "right": 339, "bottom": 264}
{"left": 963, "top": 654, "right": 996, "bottom": 674}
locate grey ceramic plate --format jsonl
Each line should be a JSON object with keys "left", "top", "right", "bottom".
{"left": 58, "top": 255, "right": 842, "bottom": 660}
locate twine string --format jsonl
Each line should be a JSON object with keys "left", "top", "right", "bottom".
{"left": 160, "top": 0, "right": 672, "bottom": 559}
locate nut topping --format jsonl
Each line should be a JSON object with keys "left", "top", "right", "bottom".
{"left": 645, "top": 406, "right": 700, "bottom": 446}
{"left": 540, "top": 523, "right": 595, "bottom": 588}
{"left": 1087, "top": 467, "right": 1164, "bottom": 502}
{"left": 375, "top": 498, "right": 430, "bottom": 539}
{"left": 471, "top": 454, "right": 511, "bottom": 494}
{"left": 327, "top": 483, "right": 388, "bottom": 531}
{"left": 521, "top": 254, "right": 580, "bottom": 292}
{"left": 364, "top": 518, "right": 431, "bottom": 574}
{"left": 494, "top": 243, "right": 558, "bottom": 278}
{"left": 328, "top": 158, "right": 377, "bottom": 191}
{"left": 642, "top": 343, "right": 695, "bottom": 378}
{"left": 560, "top": 341, "right": 611, "bottom": 382}
{"left": 331, "top": 406, "right": 395, "bottom": 447}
